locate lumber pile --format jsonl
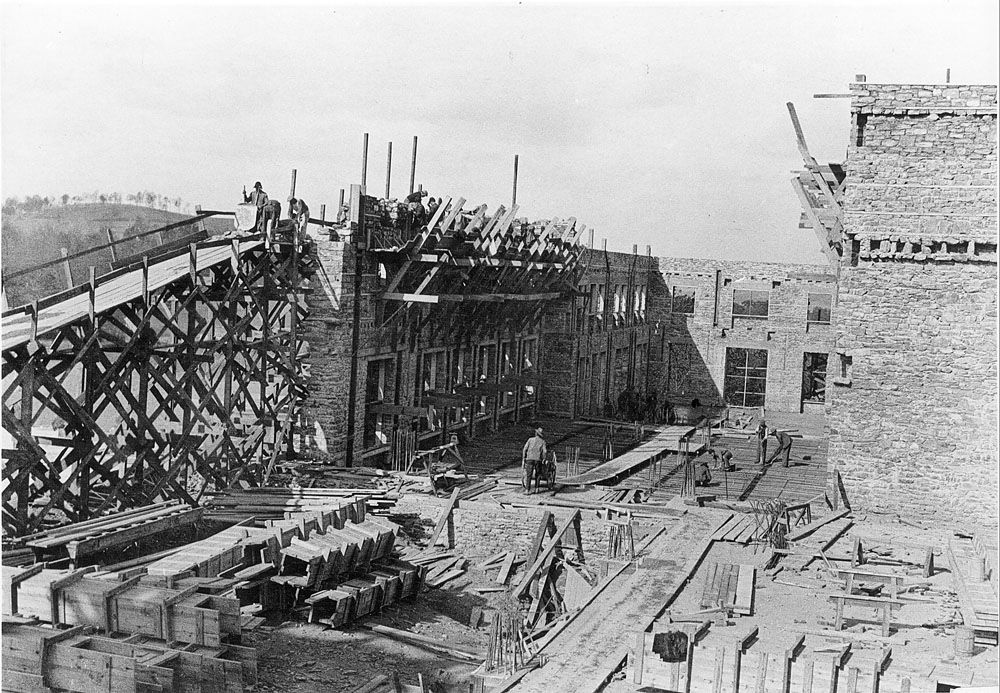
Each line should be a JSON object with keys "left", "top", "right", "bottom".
{"left": 16, "top": 501, "right": 202, "bottom": 563}
{"left": 401, "top": 548, "right": 468, "bottom": 589}
{"left": 710, "top": 514, "right": 765, "bottom": 544}
{"left": 203, "top": 487, "right": 396, "bottom": 522}
{"left": 700, "top": 563, "right": 755, "bottom": 615}
{"left": 2, "top": 617, "right": 256, "bottom": 693}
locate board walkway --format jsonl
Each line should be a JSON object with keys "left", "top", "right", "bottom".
{"left": 513, "top": 512, "right": 719, "bottom": 693}
{"left": 2, "top": 235, "right": 264, "bottom": 350}
{"left": 555, "top": 425, "right": 697, "bottom": 486}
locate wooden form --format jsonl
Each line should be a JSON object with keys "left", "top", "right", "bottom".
{"left": 2, "top": 215, "right": 311, "bottom": 535}
{"left": 633, "top": 629, "right": 896, "bottom": 693}
{"left": 20, "top": 500, "right": 201, "bottom": 563}
{"left": 3, "top": 567, "right": 241, "bottom": 646}
{"left": 1, "top": 618, "right": 256, "bottom": 693}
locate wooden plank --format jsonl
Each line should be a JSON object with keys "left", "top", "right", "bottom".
{"left": 425, "top": 488, "right": 460, "bottom": 548}
{"left": 496, "top": 552, "right": 518, "bottom": 585}
{"left": 512, "top": 510, "right": 581, "bottom": 599}
{"left": 786, "top": 510, "right": 851, "bottom": 543}
{"left": 734, "top": 564, "right": 756, "bottom": 616}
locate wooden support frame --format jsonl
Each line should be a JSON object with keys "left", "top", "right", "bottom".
{"left": 2, "top": 231, "right": 309, "bottom": 535}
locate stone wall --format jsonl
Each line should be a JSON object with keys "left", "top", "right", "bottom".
{"left": 829, "top": 81, "right": 999, "bottom": 528}
{"left": 544, "top": 249, "right": 658, "bottom": 419}
{"left": 394, "top": 494, "right": 607, "bottom": 561}
{"left": 650, "top": 257, "right": 838, "bottom": 415}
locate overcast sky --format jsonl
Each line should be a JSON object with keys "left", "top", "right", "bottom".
{"left": 1, "top": 1, "right": 997, "bottom": 265}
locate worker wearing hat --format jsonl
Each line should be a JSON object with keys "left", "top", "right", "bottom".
{"left": 243, "top": 181, "right": 269, "bottom": 208}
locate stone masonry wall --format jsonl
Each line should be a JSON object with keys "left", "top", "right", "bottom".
{"left": 394, "top": 494, "right": 607, "bottom": 561}
{"left": 542, "top": 249, "right": 657, "bottom": 418}
{"left": 650, "top": 257, "right": 837, "bottom": 415}
{"left": 830, "top": 82, "right": 998, "bottom": 528}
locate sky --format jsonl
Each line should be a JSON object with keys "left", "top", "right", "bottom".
{"left": 1, "top": 1, "right": 997, "bottom": 265}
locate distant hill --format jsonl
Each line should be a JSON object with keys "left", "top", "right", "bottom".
{"left": 2, "top": 203, "right": 235, "bottom": 308}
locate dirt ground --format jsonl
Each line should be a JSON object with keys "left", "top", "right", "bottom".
{"left": 248, "top": 507, "right": 998, "bottom": 693}
{"left": 250, "top": 586, "right": 488, "bottom": 692}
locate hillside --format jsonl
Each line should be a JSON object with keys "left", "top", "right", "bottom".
{"left": 1, "top": 203, "right": 235, "bottom": 308}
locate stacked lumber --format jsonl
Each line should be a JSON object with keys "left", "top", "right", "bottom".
{"left": 203, "top": 487, "right": 396, "bottom": 522}
{"left": 3, "top": 566, "right": 242, "bottom": 646}
{"left": 455, "top": 478, "right": 498, "bottom": 501}
{"left": 711, "top": 514, "right": 765, "bottom": 544}
{"left": 17, "top": 501, "right": 202, "bottom": 562}
{"left": 402, "top": 548, "right": 468, "bottom": 588}
{"left": 2, "top": 618, "right": 256, "bottom": 693}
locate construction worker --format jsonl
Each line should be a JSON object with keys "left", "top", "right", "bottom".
{"left": 243, "top": 182, "right": 270, "bottom": 232}
{"left": 708, "top": 447, "right": 734, "bottom": 472}
{"left": 694, "top": 453, "right": 713, "bottom": 487}
{"left": 766, "top": 427, "right": 793, "bottom": 467}
{"left": 521, "top": 426, "right": 547, "bottom": 495}
{"left": 293, "top": 198, "right": 310, "bottom": 240}
{"left": 243, "top": 181, "right": 269, "bottom": 208}
{"left": 405, "top": 190, "right": 428, "bottom": 229}
{"left": 755, "top": 420, "right": 768, "bottom": 465}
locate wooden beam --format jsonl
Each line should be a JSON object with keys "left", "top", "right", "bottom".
{"left": 786, "top": 509, "right": 850, "bottom": 543}
{"left": 512, "top": 510, "right": 581, "bottom": 598}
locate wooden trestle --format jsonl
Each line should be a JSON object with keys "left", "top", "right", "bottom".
{"left": 1, "top": 215, "right": 313, "bottom": 536}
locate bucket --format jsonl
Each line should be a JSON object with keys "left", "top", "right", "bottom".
{"left": 954, "top": 626, "right": 975, "bottom": 656}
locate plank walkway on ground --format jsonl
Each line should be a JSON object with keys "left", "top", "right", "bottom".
{"left": 514, "top": 512, "right": 720, "bottom": 693}
{"left": 555, "top": 425, "right": 696, "bottom": 486}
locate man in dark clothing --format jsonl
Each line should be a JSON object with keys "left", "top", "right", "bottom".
{"left": 766, "top": 428, "right": 793, "bottom": 467}
{"left": 405, "top": 190, "right": 428, "bottom": 228}
{"left": 755, "top": 420, "right": 768, "bottom": 466}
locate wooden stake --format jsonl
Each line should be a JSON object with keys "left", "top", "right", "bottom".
{"left": 385, "top": 141, "right": 392, "bottom": 199}
{"left": 512, "top": 154, "right": 519, "bottom": 207}
{"left": 362, "top": 133, "right": 369, "bottom": 187}
{"left": 409, "top": 136, "right": 418, "bottom": 195}
{"left": 59, "top": 248, "right": 73, "bottom": 289}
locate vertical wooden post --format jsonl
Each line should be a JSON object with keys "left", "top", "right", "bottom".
{"left": 107, "top": 228, "right": 118, "bottom": 266}
{"left": 512, "top": 154, "right": 519, "bottom": 207}
{"left": 409, "top": 136, "right": 418, "bottom": 195}
{"left": 289, "top": 169, "right": 298, "bottom": 199}
{"left": 588, "top": 228, "right": 594, "bottom": 249}
{"left": 60, "top": 248, "right": 73, "bottom": 289}
{"left": 338, "top": 189, "right": 345, "bottom": 223}
{"left": 319, "top": 204, "right": 326, "bottom": 223}
{"left": 362, "top": 133, "right": 369, "bottom": 188}
{"left": 78, "top": 266, "right": 99, "bottom": 518}
{"left": 385, "top": 141, "right": 392, "bottom": 199}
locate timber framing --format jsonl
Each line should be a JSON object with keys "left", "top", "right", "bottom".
{"left": 1, "top": 214, "right": 312, "bottom": 536}
{"left": 787, "top": 102, "right": 847, "bottom": 266}
{"left": 351, "top": 189, "right": 587, "bottom": 346}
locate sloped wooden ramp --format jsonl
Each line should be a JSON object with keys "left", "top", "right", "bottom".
{"left": 512, "top": 512, "right": 724, "bottom": 693}
{"left": 556, "top": 425, "right": 698, "bottom": 486}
